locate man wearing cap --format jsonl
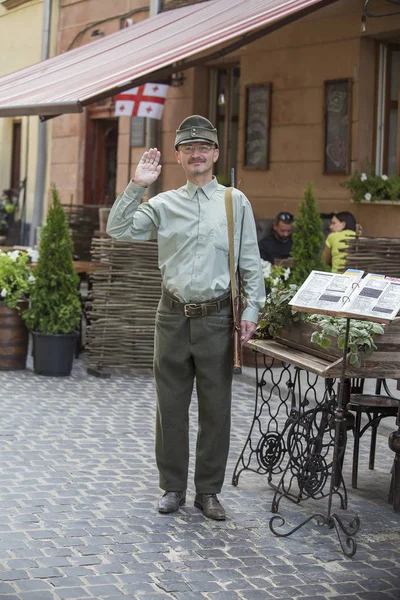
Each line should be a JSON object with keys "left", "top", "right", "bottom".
{"left": 107, "top": 115, "right": 264, "bottom": 520}
{"left": 258, "top": 212, "right": 294, "bottom": 265}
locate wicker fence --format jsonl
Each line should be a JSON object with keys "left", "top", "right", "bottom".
{"left": 345, "top": 237, "right": 400, "bottom": 277}
{"left": 85, "top": 238, "right": 161, "bottom": 375}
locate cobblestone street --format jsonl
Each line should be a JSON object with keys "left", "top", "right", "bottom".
{"left": 0, "top": 357, "right": 399, "bottom": 600}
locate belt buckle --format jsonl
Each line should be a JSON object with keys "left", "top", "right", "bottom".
{"left": 184, "top": 303, "right": 201, "bottom": 317}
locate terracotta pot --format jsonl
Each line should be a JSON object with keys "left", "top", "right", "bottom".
{"left": 0, "top": 301, "right": 29, "bottom": 370}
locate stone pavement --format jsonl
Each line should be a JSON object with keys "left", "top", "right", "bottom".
{"left": 0, "top": 356, "right": 399, "bottom": 600}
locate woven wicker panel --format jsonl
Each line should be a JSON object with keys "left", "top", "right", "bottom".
{"left": 85, "top": 238, "right": 161, "bottom": 374}
{"left": 63, "top": 204, "right": 104, "bottom": 261}
{"left": 345, "top": 237, "right": 400, "bottom": 278}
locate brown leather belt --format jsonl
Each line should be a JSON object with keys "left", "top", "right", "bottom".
{"left": 162, "top": 290, "right": 231, "bottom": 318}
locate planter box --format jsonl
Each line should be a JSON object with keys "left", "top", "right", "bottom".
{"left": 274, "top": 321, "right": 343, "bottom": 362}
{"left": 354, "top": 200, "right": 400, "bottom": 206}
{"left": 269, "top": 319, "right": 400, "bottom": 378}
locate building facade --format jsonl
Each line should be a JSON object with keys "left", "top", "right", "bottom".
{"left": 0, "top": 0, "right": 59, "bottom": 236}
{"left": 1, "top": 0, "right": 399, "bottom": 239}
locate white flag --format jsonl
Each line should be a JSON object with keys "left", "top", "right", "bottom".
{"left": 114, "top": 83, "right": 169, "bottom": 119}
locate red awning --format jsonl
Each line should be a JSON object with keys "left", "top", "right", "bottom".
{"left": 0, "top": 0, "right": 337, "bottom": 118}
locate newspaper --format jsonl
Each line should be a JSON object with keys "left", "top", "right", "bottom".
{"left": 343, "top": 273, "right": 400, "bottom": 321}
{"left": 289, "top": 269, "right": 400, "bottom": 323}
{"left": 289, "top": 269, "right": 364, "bottom": 312}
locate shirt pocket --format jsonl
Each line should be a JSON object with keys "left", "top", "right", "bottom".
{"left": 211, "top": 218, "right": 229, "bottom": 252}
{"left": 211, "top": 217, "right": 241, "bottom": 255}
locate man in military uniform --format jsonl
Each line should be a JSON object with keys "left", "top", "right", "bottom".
{"left": 107, "top": 115, "right": 265, "bottom": 520}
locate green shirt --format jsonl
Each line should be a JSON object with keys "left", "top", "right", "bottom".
{"left": 325, "top": 229, "right": 356, "bottom": 273}
{"left": 106, "top": 177, "right": 265, "bottom": 323}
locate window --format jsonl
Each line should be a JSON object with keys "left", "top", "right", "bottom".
{"left": 209, "top": 66, "right": 240, "bottom": 183}
{"left": 376, "top": 44, "right": 400, "bottom": 176}
{"left": 244, "top": 84, "right": 271, "bottom": 170}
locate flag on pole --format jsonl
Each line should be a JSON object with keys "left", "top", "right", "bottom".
{"left": 114, "top": 83, "right": 169, "bottom": 119}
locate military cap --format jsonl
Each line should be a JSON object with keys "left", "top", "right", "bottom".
{"left": 175, "top": 115, "right": 219, "bottom": 149}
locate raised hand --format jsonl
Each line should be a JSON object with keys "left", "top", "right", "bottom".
{"left": 133, "top": 148, "right": 162, "bottom": 188}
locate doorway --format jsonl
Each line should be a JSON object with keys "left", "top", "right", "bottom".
{"left": 84, "top": 118, "right": 118, "bottom": 205}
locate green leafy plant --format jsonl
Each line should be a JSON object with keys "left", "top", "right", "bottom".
{"left": 0, "top": 189, "right": 16, "bottom": 236}
{"left": 23, "top": 185, "right": 82, "bottom": 334}
{"left": 0, "top": 249, "right": 35, "bottom": 309}
{"left": 256, "top": 280, "right": 306, "bottom": 339}
{"left": 290, "top": 183, "right": 328, "bottom": 286}
{"left": 340, "top": 170, "right": 400, "bottom": 204}
{"left": 309, "top": 314, "right": 384, "bottom": 367}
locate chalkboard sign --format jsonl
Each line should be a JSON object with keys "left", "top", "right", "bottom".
{"left": 244, "top": 83, "right": 271, "bottom": 169}
{"left": 324, "top": 79, "right": 352, "bottom": 174}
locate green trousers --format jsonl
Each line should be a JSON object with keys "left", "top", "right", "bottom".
{"left": 154, "top": 291, "right": 233, "bottom": 494}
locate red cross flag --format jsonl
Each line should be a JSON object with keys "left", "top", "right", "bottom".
{"left": 114, "top": 83, "right": 169, "bottom": 119}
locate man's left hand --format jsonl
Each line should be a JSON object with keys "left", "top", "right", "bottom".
{"left": 240, "top": 320, "right": 257, "bottom": 345}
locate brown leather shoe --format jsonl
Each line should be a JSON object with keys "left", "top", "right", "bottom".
{"left": 158, "top": 491, "right": 186, "bottom": 514}
{"left": 194, "top": 493, "right": 226, "bottom": 520}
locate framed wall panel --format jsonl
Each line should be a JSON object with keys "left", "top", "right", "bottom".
{"left": 244, "top": 83, "right": 271, "bottom": 169}
{"left": 324, "top": 78, "right": 352, "bottom": 174}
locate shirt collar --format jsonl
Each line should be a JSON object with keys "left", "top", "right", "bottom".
{"left": 186, "top": 176, "right": 219, "bottom": 200}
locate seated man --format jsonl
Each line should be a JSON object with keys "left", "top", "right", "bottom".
{"left": 258, "top": 212, "right": 293, "bottom": 264}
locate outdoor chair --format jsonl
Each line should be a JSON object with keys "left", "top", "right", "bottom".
{"left": 348, "top": 378, "right": 399, "bottom": 489}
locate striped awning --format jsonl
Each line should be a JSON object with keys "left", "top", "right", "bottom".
{"left": 0, "top": 0, "right": 337, "bottom": 118}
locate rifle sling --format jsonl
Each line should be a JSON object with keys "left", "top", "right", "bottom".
{"left": 224, "top": 187, "right": 239, "bottom": 328}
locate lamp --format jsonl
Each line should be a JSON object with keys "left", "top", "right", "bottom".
{"left": 91, "top": 29, "right": 105, "bottom": 37}
{"left": 170, "top": 72, "right": 185, "bottom": 87}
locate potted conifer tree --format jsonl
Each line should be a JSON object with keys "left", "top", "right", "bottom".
{"left": 290, "top": 183, "right": 328, "bottom": 285}
{"left": 23, "top": 185, "right": 82, "bottom": 376}
{"left": 273, "top": 183, "right": 329, "bottom": 351}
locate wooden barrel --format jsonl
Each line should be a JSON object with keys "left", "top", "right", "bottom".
{"left": 0, "top": 302, "right": 29, "bottom": 370}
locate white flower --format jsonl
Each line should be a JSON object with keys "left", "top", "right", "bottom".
{"left": 364, "top": 192, "right": 372, "bottom": 201}
{"left": 7, "top": 250, "right": 20, "bottom": 261}
{"left": 273, "top": 277, "right": 280, "bottom": 286}
{"left": 28, "top": 275, "right": 36, "bottom": 283}
{"left": 360, "top": 173, "right": 367, "bottom": 181}
{"left": 27, "top": 248, "right": 39, "bottom": 262}
{"left": 284, "top": 268, "right": 291, "bottom": 281}
{"left": 381, "top": 174, "right": 388, "bottom": 181}
{"left": 1, "top": 288, "right": 7, "bottom": 298}
{"left": 261, "top": 260, "right": 272, "bottom": 278}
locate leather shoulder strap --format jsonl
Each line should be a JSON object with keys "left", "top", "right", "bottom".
{"left": 224, "top": 187, "right": 236, "bottom": 308}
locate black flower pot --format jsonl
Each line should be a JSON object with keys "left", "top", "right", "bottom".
{"left": 32, "top": 331, "right": 77, "bottom": 376}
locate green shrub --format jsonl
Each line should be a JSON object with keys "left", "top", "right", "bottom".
{"left": 23, "top": 186, "right": 82, "bottom": 334}
{"left": 290, "top": 183, "right": 328, "bottom": 286}
{"left": 0, "top": 249, "right": 34, "bottom": 309}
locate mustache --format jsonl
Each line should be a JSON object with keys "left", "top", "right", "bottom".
{"left": 188, "top": 157, "right": 206, "bottom": 163}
